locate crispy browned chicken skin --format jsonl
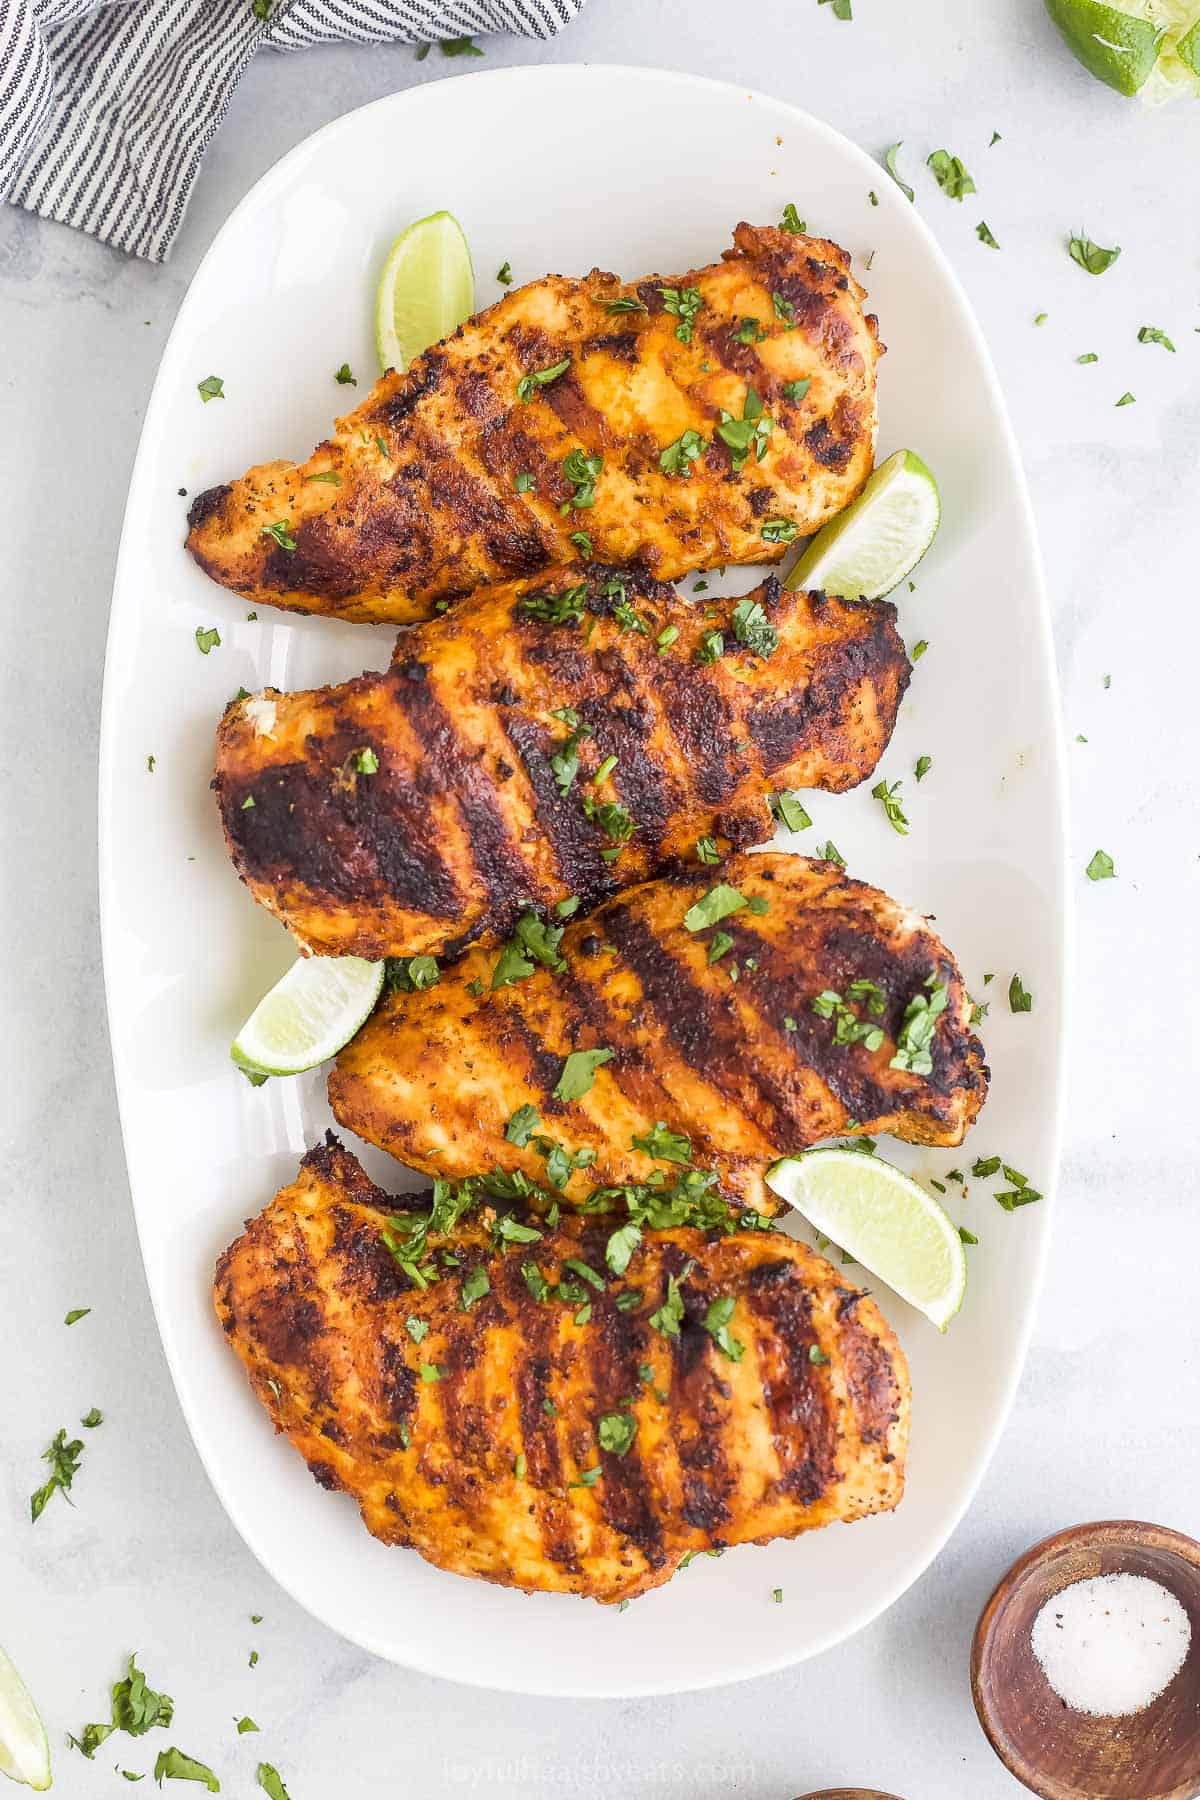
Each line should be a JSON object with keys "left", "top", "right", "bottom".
{"left": 186, "top": 225, "right": 880, "bottom": 623}
{"left": 214, "top": 567, "right": 909, "bottom": 958}
{"left": 214, "top": 1138, "right": 909, "bottom": 1603}
{"left": 329, "top": 853, "right": 988, "bottom": 1214}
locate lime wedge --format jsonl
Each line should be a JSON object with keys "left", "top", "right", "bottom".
{"left": 1044, "top": 0, "right": 1165, "bottom": 94}
{"left": 0, "top": 1644, "right": 51, "bottom": 1791}
{"left": 231, "top": 956, "right": 385, "bottom": 1079}
{"left": 766, "top": 1148, "right": 967, "bottom": 1330}
{"left": 786, "top": 448, "right": 940, "bottom": 601}
{"left": 1175, "top": 13, "right": 1200, "bottom": 73}
{"left": 375, "top": 210, "right": 475, "bottom": 374}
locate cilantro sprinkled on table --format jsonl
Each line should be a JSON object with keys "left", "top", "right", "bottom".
{"left": 1069, "top": 232, "right": 1120, "bottom": 275}
{"left": 976, "top": 221, "right": 1000, "bottom": 249}
{"left": 64, "top": 1307, "right": 91, "bottom": 1325}
{"left": 914, "top": 755, "right": 933, "bottom": 782}
{"left": 1116, "top": 391, "right": 1136, "bottom": 407}
{"left": 153, "top": 1748, "right": 219, "bottom": 1791}
{"left": 1076, "top": 352, "right": 1099, "bottom": 364}
{"left": 871, "top": 778, "right": 909, "bottom": 834}
{"left": 441, "top": 35, "right": 482, "bottom": 55}
{"left": 257, "top": 1764, "right": 293, "bottom": 1800}
{"left": 883, "top": 143, "right": 914, "bottom": 203}
{"left": 1137, "top": 325, "right": 1175, "bottom": 352}
{"left": 30, "top": 1427, "right": 84, "bottom": 1521}
{"left": 770, "top": 791, "right": 812, "bottom": 832}
{"left": 69, "top": 1654, "right": 174, "bottom": 1759}
{"left": 236, "top": 1717, "right": 259, "bottom": 1735}
{"left": 1008, "top": 973, "right": 1033, "bottom": 1013}
{"left": 927, "top": 150, "right": 976, "bottom": 200}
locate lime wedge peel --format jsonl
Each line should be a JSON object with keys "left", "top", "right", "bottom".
{"left": 1043, "top": 0, "right": 1200, "bottom": 102}
{"left": 0, "top": 1644, "right": 51, "bottom": 1791}
{"left": 766, "top": 1148, "right": 967, "bottom": 1331}
{"left": 786, "top": 448, "right": 941, "bottom": 602}
{"left": 375, "top": 209, "right": 475, "bottom": 374}
{"left": 232, "top": 956, "right": 385, "bottom": 1079}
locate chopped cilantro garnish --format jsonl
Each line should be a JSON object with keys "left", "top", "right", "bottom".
{"left": 514, "top": 471, "right": 534, "bottom": 492}
{"left": 695, "top": 628, "right": 725, "bottom": 665}
{"left": 30, "top": 1427, "right": 83, "bottom": 1522}
{"left": 890, "top": 976, "right": 949, "bottom": 1076}
{"left": 659, "top": 429, "right": 708, "bottom": 478}
{"left": 153, "top": 1749, "right": 219, "bottom": 1791}
{"left": 194, "top": 626, "right": 221, "bottom": 655}
{"left": 782, "top": 377, "right": 811, "bottom": 403}
{"left": 649, "top": 1273, "right": 685, "bottom": 1339}
{"left": 683, "top": 883, "right": 750, "bottom": 931}
{"left": 871, "top": 778, "right": 909, "bottom": 834}
{"left": 632, "top": 1123, "right": 692, "bottom": 1164}
{"left": 1085, "top": 848, "right": 1115, "bottom": 881}
{"left": 703, "top": 1296, "right": 744, "bottom": 1362}
{"left": 260, "top": 520, "right": 296, "bottom": 552}
{"left": 659, "top": 286, "right": 704, "bottom": 343}
{"left": 760, "top": 518, "right": 798, "bottom": 543}
{"left": 257, "top": 1764, "right": 292, "bottom": 1800}
{"left": 1009, "top": 973, "right": 1032, "bottom": 1013}
{"left": 769, "top": 791, "right": 812, "bottom": 832}
{"left": 440, "top": 35, "right": 483, "bottom": 55}
{"left": 505, "top": 1103, "right": 540, "bottom": 1147}
{"left": 597, "top": 1410, "right": 638, "bottom": 1456}
{"left": 459, "top": 1265, "right": 490, "bottom": 1311}
{"left": 731, "top": 596, "right": 779, "bottom": 654}
{"left": 1137, "top": 325, "right": 1175, "bottom": 352}
{"left": 716, "top": 385, "right": 772, "bottom": 471}
{"left": 554, "top": 1048, "right": 613, "bottom": 1102}
{"left": 197, "top": 375, "right": 224, "bottom": 403}
{"left": 603, "top": 295, "right": 648, "bottom": 314}
{"left": 70, "top": 1655, "right": 174, "bottom": 1760}
{"left": 780, "top": 202, "right": 806, "bottom": 231}
{"left": 64, "top": 1307, "right": 91, "bottom": 1326}
{"left": 695, "top": 835, "right": 720, "bottom": 864}
{"left": 516, "top": 357, "right": 571, "bottom": 402}
{"left": 334, "top": 363, "right": 356, "bottom": 385}
{"left": 1069, "top": 233, "right": 1120, "bottom": 276}
{"left": 561, "top": 447, "right": 603, "bottom": 509}
{"left": 976, "top": 220, "right": 1000, "bottom": 249}
{"left": 914, "top": 754, "right": 933, "bottom": 782}
{"left": 883, "top": 143, "right": 914, "bottom": 203}
{"left": 496, "top": 261, "right": 513, "bottom": 285}
{"left": 927, "top": 149, "right": 975, "bottom": 200}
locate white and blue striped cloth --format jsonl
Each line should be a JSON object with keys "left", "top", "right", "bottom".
{"left": 0, "top": 0, "right": 585, "bottom": 262}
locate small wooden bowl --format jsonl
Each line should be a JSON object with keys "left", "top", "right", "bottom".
{"left": 793, "top": 1791, "right": 906, "bottom": 1799}
{"left": 971, "top": 1520, "right": 1200, "bottom": 1800}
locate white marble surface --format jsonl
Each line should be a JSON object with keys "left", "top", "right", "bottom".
{"left": 2, "top": 3, "right": 1199, "bottom": 1795}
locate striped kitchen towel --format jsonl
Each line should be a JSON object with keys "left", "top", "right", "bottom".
{"left": 0, "top": 0, "right": 586, "bottom": 263}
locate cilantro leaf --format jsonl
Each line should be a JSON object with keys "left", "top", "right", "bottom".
{"left": 683, "top": 883, "right": 750, "bottom": 931}
{"left": 649, "top": 1273, "right": 685, "bottom": 1339}
{"left": 30, "top": 1427, "right": 83, "bottom": 1521}
{"left": 927, "top": 150, "right": 976, "bottom": 200}
{"left": 889, "top": 977, "right": 949, "bottom": 1076}
{"left": 64, "top": 1307, "right": 91, "bottom": 1325}
{"left": 1085, "top": 848, "right": 1116, "bottom": 881}
{"left": 1137, "top": 325, "right": 1175, "bottom": 352}
{"left": 553, "top": 1048, "right": 613, "bottom": 1102}
{"left": 152, "top": 1747, "right": 219, "bottom": 1790}
{"left": 1068, "top": 233, "right": 1120, "bottom": 276}
{"left": 194, "top": 626, "right": 221, "bottom": 655}
{"left": 871, "top": 778, "right": 909, "bottom": 834}
{"left": 976, "top": 220, "right": 1000, "bottom": 249}
{"left": 516, "top": 357, "right": 571, "bottom": 402}
{"left": 597, "top": 1410, "right": 638, "bottom": 1456}
{"left": 703, "top": 1295, "right": 745, "bottom": 1362}
{"left": 505, "top": 1103, "right": 540, "bottom": 1147}
{"left": 1009, "top": 973, "right": 1033, "bottom": 1013}
{"left": 780, "top": 202, "right": 806, "bottom": 231}
{"left": 440, "top": 35, "right": 483, "bottom": 55}
{"left": 631, "top": 1123, "right": 692, "bottom": 1164}
{"left": 769, "top": 791, "right": 812, "bottom": 832}
{"left": 459, "top": 1266, "right": 490, "bottom": 1311}
{"left": 659, "top": 429, "right": 707, "bottom": 477}
{"left": 196, "top": 375, "right": 224, "bottom": 403}
{"left": 731, "top": 596, "right": 779, "bottom": 655}
{"left": 659, "top": 286, "right": 704, "bottom": 344}
{"left": 496, "top": 261, "right": 513, "bottom": 285}
{"left": 334, "top": 363, "right": 356, "bottom": 386}
{"left": 883, "top": 143, "right": 914, "bottom": 203}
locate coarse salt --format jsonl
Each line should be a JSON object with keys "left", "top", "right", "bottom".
{"left": 1031, "top": 1572, "right": 1191, "bottom": 1717}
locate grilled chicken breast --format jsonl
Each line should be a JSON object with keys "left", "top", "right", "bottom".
{"left": 329, "top": 853, "right": 988, "bottom": 1214}
{"left": 214, "top": 567, "right": 909, "bottom": 959}
{"left": 186, "top": 224, "right": 881, "bottom": 623}
{"left": 214, "top": 1137, "right": 909, "bottom": 1603}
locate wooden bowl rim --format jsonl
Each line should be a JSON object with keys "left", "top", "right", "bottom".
{"left": 971, "top": 1519, "right": 1200, "bottom": 1800}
